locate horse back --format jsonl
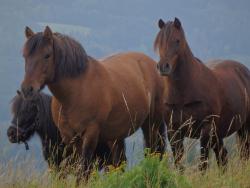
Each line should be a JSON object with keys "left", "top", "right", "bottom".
{"left": 208, "top": 60, "right": 250, "bottom": 133}
{"left": 208, "top": 60, "right": 250, "bottom": 102}
{"left": 101, "top": 52, "right": 164, "bottom": 102}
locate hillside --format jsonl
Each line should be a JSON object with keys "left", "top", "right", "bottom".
{"left": 0, "top": 0, "right": 250, "bottom": 183}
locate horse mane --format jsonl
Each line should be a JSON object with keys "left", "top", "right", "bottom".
{"left": 36, "top": 93, "right": 63, "bottom": 165}
{"left": 36, "top": 93, "right": 54, "bottom": 130}
{"left": 11, "top": 95, "right": 23, "bottom": 115}
{"left": 33, "top": 92, "right": 61, "bottom": 145}
{"left": 24, "top": 32, "right": 89, "bottom": 81}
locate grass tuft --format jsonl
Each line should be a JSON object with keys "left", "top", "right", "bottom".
{"left": 0, "top": 152, "right": 249, "bottom": 188}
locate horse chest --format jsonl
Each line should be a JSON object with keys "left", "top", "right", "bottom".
{"left": 52, "top": 111, "right": 72, "bottom": 143}
{"left": 164, "top": 101, "right": 213, "bottom": 137}
{"left": 51, "top": 106, "right": 79, "bottom": 143}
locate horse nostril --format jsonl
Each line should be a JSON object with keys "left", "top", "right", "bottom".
{"left": 156, "top": 64, "right": 160, "bottom": 70}
{"left": 165, "top": 63, "right": 170, "bottom": 69}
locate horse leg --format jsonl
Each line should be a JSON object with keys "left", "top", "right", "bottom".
{"left": 168, "top": 129, "right": 185, "bottom": 171}
{"left": 212, "top": 138, "right": 228, "bottom": 170}
{"left": 77, "top": 123, "right": 100, "bottom": 182}
{"left": 158, "top": 120, "right": 166, "bottom": 158}
{"left": 237, "top": 124, "right": 250, "bottom": 160}
{"left": 141, "top": 117, "right": 152, "bottom": 154}
{"left": 109, "top": 140, "right": 126, "bottom": 167}
{"left": 199, "top": 127, "right": 210, "bottom": 172}
{"left": 141, "top": 116, "right": 166, "bottom": 158}
{"left": 94, "top": 141, "right": 112, "bottom": 170}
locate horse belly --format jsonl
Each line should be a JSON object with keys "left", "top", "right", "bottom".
{"left": 216, "top": 71, "right": 250, "bottom": 137}
{"left": 218, "top": 105, "right": 247, "bottom": 138}
{"left": 218, "top": 115, "right": 242, "bottom": 138}
{"left": 100, "top": 102, "right": 149, "bottom": 141}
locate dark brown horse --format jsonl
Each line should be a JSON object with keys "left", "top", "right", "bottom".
{"left": 20, "top": 26, "right": 166, "bottom": 178}
{"left": 7, "top": 91, "right": 115, "bottom": 170}
{"left": 154, "top": 17, "right": 250, "bottom": 170}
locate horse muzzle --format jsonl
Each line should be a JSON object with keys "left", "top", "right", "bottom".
{"left": 20, "top": 84, "right": 42, "bottom": 100}
{"left": 7, "top": 125, "right": 27, "bottom": 143}
{"left": 20, "top": 85, "right": 34, "bottom": 99}
{"left": 157, "top": 63, "right": 172, "bottom": 76}
{"left": 7, "top": 126, "right": 19, "bottom": 143}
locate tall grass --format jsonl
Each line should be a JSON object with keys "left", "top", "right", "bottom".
{"left": 185, "top": 154, "right": 250, "bottom": 188}
{"left": 0, "top": 151, "right": 249, "bottom": 188}
{"left": 0, "top": 118, "right": 249, "bottom": 188}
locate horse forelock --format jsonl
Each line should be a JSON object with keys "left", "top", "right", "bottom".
{"left": 23, "top": 32, "right": 46, "bottom": 57}
{"left": 11, "top": 92, "right": 51, "bottom": 124}
{"left": 154, "top": 21, "right": 173, "bottom": 54}
{"left": 11, "top": 94, "right": 36, "bottom": 117}
{"left": 154, "top": 21, "right": 185, "bottom": 55}
{"left": 11, "top": 95, "right": 23, "bottom": 115}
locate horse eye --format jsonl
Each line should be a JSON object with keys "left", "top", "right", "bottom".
{"left": 44, "top": 54, "right": 50, "bottom": 59}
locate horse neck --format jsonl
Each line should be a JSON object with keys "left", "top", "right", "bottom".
{"left": 171, "top": 45, "right": 200, "bottom": 83}
{"left": 36, "top": 121, "right": 60, "bottom": 146}
{"left": 48, "top": 58, "right": 107, "bottom": 106}
{"left": 165, "top": 44, "right": 210, "bottom": 103}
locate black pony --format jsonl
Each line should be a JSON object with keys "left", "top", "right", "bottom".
{"left": 7, "top": 91, "right": 112, "bottom": 169}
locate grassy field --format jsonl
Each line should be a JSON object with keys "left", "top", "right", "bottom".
{"left": 0, "top": 152, "right": 249, "bottom": 188}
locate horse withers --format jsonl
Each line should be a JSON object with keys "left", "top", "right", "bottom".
{"left": 154, "top": 17, "right": 250, "bottom": 171}
{"left": 7, "top": 91, "right": 118, "bottom": 170}
{"left": 20, "top": 26, "right": 166, "bottom": 179}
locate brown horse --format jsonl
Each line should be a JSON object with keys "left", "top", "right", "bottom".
{"left": 154, "top": 17, "right": 250, "bottom": 171}
{"left": 20, "top": 26, "right": 166, "bottom": 178}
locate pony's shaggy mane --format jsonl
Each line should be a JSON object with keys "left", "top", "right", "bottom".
{"left": 24, "top": 32, "right": 89, "bottom": 81}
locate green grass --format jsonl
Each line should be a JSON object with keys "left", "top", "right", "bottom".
{"left": 0, "top": 153, "right": 249, "bottom": 188}
{"left": 87, "top": 155, "right": 190, "bottom": 188}
{"left": 185, "top": 156, "right": 250, "bottom": 188}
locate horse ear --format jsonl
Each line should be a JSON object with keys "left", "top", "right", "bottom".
{"left": 174, "top": 17, "right": 181, "bottom": 29}
{"left": 158, "top": 19, "right": 165, "bottom": 29}
{"left": 43, "top": 26, "right": 53, "bottom": 39}
{"left": 25, "top": 26, "right": 34, "bottom": 39}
